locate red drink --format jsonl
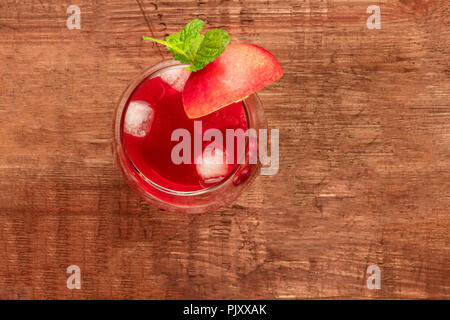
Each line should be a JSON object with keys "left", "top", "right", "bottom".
{"left": 122, "top": 72, "right": 247, "bottom": 192}
{"left": 113, "top": 61, "right": 265, "bottom": 213}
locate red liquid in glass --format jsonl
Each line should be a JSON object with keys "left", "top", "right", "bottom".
{"left": 122, "top": 71, "right": 248, "bottom": 192}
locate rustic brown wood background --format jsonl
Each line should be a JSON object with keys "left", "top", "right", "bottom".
{"left": 0, "top": 0, "right": 449, "bottom": 299}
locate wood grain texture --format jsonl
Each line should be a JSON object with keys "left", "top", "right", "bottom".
{"left": 0, "top": 0, "right": 449, "bottom": 299}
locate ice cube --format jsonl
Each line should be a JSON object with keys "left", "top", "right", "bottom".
{"left": 124, "top": 101, "right": 154, "bottom": 137}
{"left": 160, "top": 67, "right": 191, "bottom": 92}
{"left": 196, "top": 144, "right": 229, "bottom": 184}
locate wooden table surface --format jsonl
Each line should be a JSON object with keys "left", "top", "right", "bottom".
{"left": 0, "top": 0, "right": 449, "bottom": 299}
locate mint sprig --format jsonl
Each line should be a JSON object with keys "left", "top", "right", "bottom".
{"left": 143, "top": 19, "right": 230, "bottom": 72}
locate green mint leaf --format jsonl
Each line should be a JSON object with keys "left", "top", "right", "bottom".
{"left": 180, "top": 19, "right": 205, "bottom": 44}
{"left": 165, "top": 33, "right": 191, "bottom": 64}
{"left": 186, "top": 29, "right": 230, "bottom": 72}
{"left": 165, "top": 19, "right": 205, "bottom": 63}
{"left": 143, "top": 19, "right": 230, "bottom": 71}
{"left": 188, "top": 33, "right": 205, "bottom": 60}
{"left": 143, "top": 35, "right": 191, "bottom": 64}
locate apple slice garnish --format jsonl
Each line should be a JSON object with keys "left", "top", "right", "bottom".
{"left": 182, "top": 43, "right": 283, "bottom": 119}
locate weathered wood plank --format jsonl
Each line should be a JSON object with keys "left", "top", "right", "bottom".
{"left": 0, "top": 0, "right": 448, "bottom": 299}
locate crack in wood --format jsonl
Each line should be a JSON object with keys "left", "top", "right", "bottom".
{"left": 135, "top": 0, "right": 164, "bottom": 59}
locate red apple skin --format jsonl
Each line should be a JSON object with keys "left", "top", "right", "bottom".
{"left": 182, "top": 43, "right": 283, "bottom": 119}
